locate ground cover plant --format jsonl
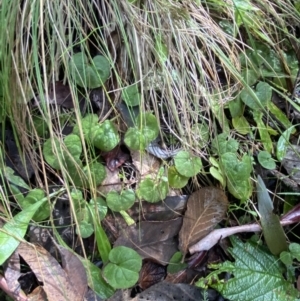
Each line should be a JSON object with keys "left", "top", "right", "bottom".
{"left": 1, "top": 0, "right": 300, "bottom": 300}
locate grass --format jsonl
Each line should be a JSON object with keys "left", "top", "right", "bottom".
{"left": 1, "top": 0, "right": 300, "bottom": 299}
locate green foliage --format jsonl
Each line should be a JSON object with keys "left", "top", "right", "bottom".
{"left": 198, "top": 236, "right": 299, "bottom": 301}
{"left": 122, "top": 84, "right": 141, "bottom": 106}
{"left": 167, "top": 251, "right": 187, "bottom": 274}
{"left": 91, "top": 120, "right": 120, "bottom": 152}
{"left": 124, "top": 113, "right": 159, "bottom": 150}
{"left": 191, "top": 122, "right": 209, "bottom": 148}
{"left": 69, "top": 52, "right": 110, "bottom": 88}
{"left": 0, "top": 198, "right": 47, "bottom": 265}
{"left": 210, "top": 134, "right": 252, "bottom": 201}
{"left": 276, "top": 126, "right": 296, "bottom": 162}
{"left": 174, "top": 150, "right": 202, "bottom": 177}
{"left": 168, "top": 166, "right": 189, "bottom": 189}
{"left": 106, "top": 189, "right": 136, "bottom": 212}
{"left": 18, "top": 189, "right": 50, "bottom": 221}
{"left": 257, "top": 151, "right": 276, "bottom": 170}
{"left": 103, "top": 246, "right": 142, "bottom": 289}
{"left": 280, "top": 243, "right": 300, "bottom": 265}
{"left": 137, "top": 168, "right": 169, "bottom": 202}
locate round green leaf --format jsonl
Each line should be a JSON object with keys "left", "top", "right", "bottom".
{"left": 103, "top": 246, "right": 142, "bottom": 289}
{"left": 77, "top": 220, "right": 94, "bottom": 238}
{"left": 106, "top": 189, "right": 136, "bottom": 212}
{"left": 168, "top": 166, "right": 189, "bottom": 189}
{"left": 174, "top": 150, "right": 202, "bottom": 177}
{"left": 137, "top": 113, "right": 159, "bottom": 143}
{"left": 92, "top": 120, "right": 120, "bottom": 152}
{"left": 138, "top": 178, "right": 169, "bottom": 203}
{"left": 89, "top": 197, "right": 107, "bottom": 221}
{"left": 92, "top": 55, "right": 111, "bottom": 85}
{"left": 73, "top": 114, "right": 99, "bottom": 139}
{"left": 122, "top": 84, "right": 141, "bottom": 106}
{"left": 258, "top": 151, "right": 276, "bottom": 170}
{"left": 124, "top": 128, "right": 146, "bottom": 150}
{"left": 64, "top": 134, "right": 82, "bottom": 158}
{"left": 43, "top": 137, "right": 63, "bottom": 170}
{"left": 70, "top": 53, "right": 110, "bottom": 88}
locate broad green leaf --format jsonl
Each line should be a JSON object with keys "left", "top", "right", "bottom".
{"left": 276, "top": 126, "right": 296, "bottom": 162}
{"left": 241, "top": 68, "right": 259, "bottom": 86}
{"left": 92, "top": 120, "right": 120, "bottom": 152}
{"left": 137, "top": 178, "right": 169, "bottom": 203}
{"left": 19, "top": 189, "right": 49, "bottom": 221}
{"left": 4, "top": 166, "right": 30, "bottom": 190}
{"left": 257, "top": 151, "right": 276, "bottom": 170}
{"left": 92, "top": 55, "right": 111, "bottom": 85}
{"left": 64, "top": 134, "right": 82, "bottom": 157}
{"left": 137, "top": 113, "right": 159, "bottom": 144}
{"left": 221, "top": 152, "right": 252, "bottom": 201}
{"left": 232, "top": 115, "right": 250, "bottom": 134}
{"left": 240, "top": 81, "right": 272, "bottom": 110}
{"left": 124, "top": 128, "right": 145, "bottom": 150}
{"left": 43, "top": 137, "right": 63, "bottom": 170}
{"left": 77, "top": 220, "right": 94, "bottom": 238}
{"left": 103, "top": 246, "right": 142, "bottom": 289}
{"left": 205, "top": 236, "right": 299, "bottom": 301}
{"left": 280, "top": 251, "right": 293, "bottom": 266}
{"left": 73, "top": 114, "right": 99, "bottom": 139}
{"left": 70, "top": 53, "right": 110, "bottom": 88}
{"left": 209, "top": 166, "right": 226, "bottom": 187}
{"left": 168, "top": 166, "right": 189, "bottom": 189}
{"left": 106, "top": 189, "right": 136, "bottom": 212}
{"left": 174, "top": 151, "right": 202, "bottom": 177}
{"left": 122, "top": 84, "right": 141, "bottom": 106}
{"left": 257, "top": 175, "right": 287, "bottom": 255}
{"left": 83, "top": 260, "right": 114, "bottom": 299}
{"left": 211, "top": 133, "right": 239, "bottom": 155}
{"left": 0, "top": 198, "right": 47, "bottom": 265}
{"left": 229, "top": 98, "right": 244, "bottom": 118}
{"left": 289, "top": 243, "right": 300, "bottom": 261}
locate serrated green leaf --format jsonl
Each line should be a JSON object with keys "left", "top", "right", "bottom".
{"left": 257, "top": 175, "right": 288, "bottom": 255}
{"left": 106, "top": 189, "right": 136, "bottom": 212}
{"left": 103, "top": 246, "right": 142, "bottom": 289}
{"left": 208, "top": 236, "right": 298, "bottom": 301}
{"left": 174, "top": 150, "right": 202, "bottom": 177}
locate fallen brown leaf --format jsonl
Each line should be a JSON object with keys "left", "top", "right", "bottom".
{"left": 179, "top": 187, "right": 228, "bottom": 256}
{"left": 17, "top": 242, "right": 86, "bottom": 301}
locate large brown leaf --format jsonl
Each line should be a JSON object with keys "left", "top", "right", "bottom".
{"left": 179, "top": 187, "right": 228, "bottom": 255}
{"left": 17, "top": 242, "right": 86, "bottom": 301}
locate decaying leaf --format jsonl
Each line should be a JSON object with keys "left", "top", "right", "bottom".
{"left": 179, "top": 187, "right": 228, "bottom": 256}
{"left": 114, "top": 218, "right": 182, "bottom": 264}
{"left": 131, "top": 150, "right": 161, "bottom": 180}
{"left": 16, "top": 242, "right": 87, "bottom": 301}
{"left": 132, "top": 282, "right": 220, "bottom": 301}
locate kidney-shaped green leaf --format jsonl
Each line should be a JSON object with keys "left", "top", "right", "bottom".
{"left": 106, "top": 189, "right": 136, "bottom": 212}
{"left": 103, "top": 246, "right": 142, "bottom": 289}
